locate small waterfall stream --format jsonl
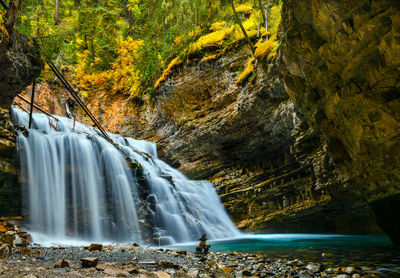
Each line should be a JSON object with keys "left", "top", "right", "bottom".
{"left": 12, "top": 108, "right": 239, "bottom": 245}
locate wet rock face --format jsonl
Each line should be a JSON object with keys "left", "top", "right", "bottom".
{"left": 0, "top": 20, "right": 42, "bottom": 109}
{"left": 280, "top": 0, "right": 400, "bottom": 241}
{"left": 0, "top": 13, "right": 41, "bottom": 215}
{"left": 0, "top": 108, "right": 20, "bottom": 216}
{"left": 142, "top": 49, "right": 290, "bottom": 181}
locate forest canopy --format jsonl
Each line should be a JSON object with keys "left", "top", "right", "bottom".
{"left": 13, "top": 0, "right": 282, "bottom": 99}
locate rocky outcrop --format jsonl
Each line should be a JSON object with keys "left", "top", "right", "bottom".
{"left": 0, "top": 4, "right": 42, "bottom": 215}
{"left": 280, "top": 0, "right": 400, "bottom": 242}
{"left": 0, "top": 108, "right": 20, "bottom": 216}
{"left": 58, "top": 43, "right": 379, "bottom": 235}
{"left": 0, "top": 4, "right": 42, "bottom": 109}
{"left": 26, "top": 45, "right": 335, "bottom": 234}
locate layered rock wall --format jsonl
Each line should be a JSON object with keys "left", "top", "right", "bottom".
{"left": 11, "top": 0, "right": 400, "bottom": 241}
{"left": 0, "top": 108, "right": 20, "bottom": 216}
{"left": 0, "top": 4, "right": 42, "bottom": 215}
{"left": 280, "top": 0, "right": 400, "bottom": 242}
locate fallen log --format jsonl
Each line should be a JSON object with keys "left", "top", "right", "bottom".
{"left": 16, "top": 94, "right": 59, "bottom": 122}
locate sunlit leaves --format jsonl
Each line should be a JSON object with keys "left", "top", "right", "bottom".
{"left": 13, "top": 0, "right": 280, "bottom": 97}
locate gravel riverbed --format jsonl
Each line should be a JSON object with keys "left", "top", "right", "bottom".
{"left": 1, "top": 244, "right": 400, "bottom": 278}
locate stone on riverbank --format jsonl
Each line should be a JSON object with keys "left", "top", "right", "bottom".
{"left": 54, "top": 259, "right": 74, "bottom": 268}
{"left": 103, "top": 267, "right": 129, "bottom": 277}
{"left": 86, "top": 243, "right": 103, "bottom": 251}
{"left": 0, "top": 243, "right": 11, "bottom": 258}
{"left": 80, "top": 257, "right": 99, "bottom": 268}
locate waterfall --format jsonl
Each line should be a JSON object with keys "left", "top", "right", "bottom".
{"left": 12, "top": 108, "right": 239, "bottom": 245}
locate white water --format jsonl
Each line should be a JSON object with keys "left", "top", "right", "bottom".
{"left": 12, "top": 108, "right": 239, "bottom": 245}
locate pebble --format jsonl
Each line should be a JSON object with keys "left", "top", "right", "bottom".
{"left": 0, "top": 243, "right": 11, "bottom": 258}
{"left": 158, "top": 259, "right": 180, "bottom": 269}
{"left": 306, "top": 262, "right": 321, "bottom": 272}
{"left": 138, "top": 260, "right": 157, "bottom": 266}
{"left": 345, "top": 266, "right": 357, "bottom": 274}
{"left": 54, "top": 259, "right": 74, "bottom": 268}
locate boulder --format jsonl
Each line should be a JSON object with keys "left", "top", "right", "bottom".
{"left": 0, "top": 243, "right": 11, "bottom": 258}
{"left": 80, "top": 257, "right": 99, "bottom": 268}
{"left": 306, "top": 263, "right": 322, "bottom": 272}
{"left": 103, "top": 267, "right": 129, "bottom": 277}
{"left": 54, "top": 259, "right": 74, "bottom": 268}
{"left": 96, "top": 262, "right": 115, "bottom": 271}
{"left": 12, "top": 234, "right": 24, "bottom": 246}
{"left": 158, "top": 260, "right": 180, "bottom": 269}
{"left": 87, "top": 243, "right": 103, "bottom": 251}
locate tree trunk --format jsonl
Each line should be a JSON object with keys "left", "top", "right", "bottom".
{"left": 257, "top": 0, "right": 266, "bottom": 27}
{"left": 5, "top": 0, "right": 21, "bottom": 30}
{"left": 0, "top": 0, "right": 7, "bottom": 10}
{"left": 265, "top": 6, "right": 268, "bottom": 39}
{"left": 54, "top": 0, "right": 60, "bottom": 25}
{"left": 163, "top": 18, "right": 166, "bottom": 46}
{"left": 90, "top": 36, "right": 95, "bottom": 61}
{"left": 230, "top": 0, "right": 255, "bottom": 53}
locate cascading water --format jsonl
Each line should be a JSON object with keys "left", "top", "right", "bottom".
{"left": 12, "top": 107, "right": 239, "bottom": 245}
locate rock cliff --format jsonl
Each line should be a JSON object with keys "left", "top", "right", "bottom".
{"left": 280, "top": 0, "right": 400, "bottom": 243}
{"left": 11, "top": 0, "right": 400, "bottom": 243}
{"left": 0, "top": 3, "right": 42, "bottom": 216}
{"left": 27, "top": 40, "right": 381, "bottom": 236}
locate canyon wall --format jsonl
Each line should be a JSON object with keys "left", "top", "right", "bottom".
{"left": 10, "top": 0, "right": 400, "bottom": 242}
{"left": 0, "top": 4, "right": 42, "bottom": 216}
{"left": 280, "top": 0, "right": 400, "bottom": 243}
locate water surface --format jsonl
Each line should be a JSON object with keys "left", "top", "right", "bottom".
{"left": 168, "top": 234, "right": 400, "bottom": 268}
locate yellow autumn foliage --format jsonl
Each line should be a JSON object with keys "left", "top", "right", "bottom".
{"left": 268, "top": 43, "right": 279, "bottom": 62}
{"left": 251, "top": 3, "right": 281, "bottom": 62}
{"left": 237, "top": 57, "right": 256, "bottom": 85}
{"left": 188, "top": 18, "right": 259, "bottom": 58}
{"left": 73, "top": 38, "right": 143, "bottom": 97}
{"left": 254, "top": 40, "right": 277, "bottom": 61}
{"left": 0, "top": 14, "right": 9, "bottom": 42}
{"left": 174, "top": 26, "right": 202, "bottom": 48}
{"left": 209, "top": 21, "right": 227, "bottom": 32}
{"left": 235, "top": 4, "right": 253, "bottom": 14}
{"left": 107, "top": 38, "right": 142, "bottom": 95}
{"left": 242, "top": 10, "right": 263, "bottom": 31}
{"left": 234, "top": 28, "right": 258, "bottom": 41}
{"left": 201, "top": 53, "right": 220, "bottom": 62}
{"left": 154, "top": 57, "right": 182, "bottom": 89}
{"left": 68, "top": 0, "right": 282, "bottom": 95}
{"left": 268, "top": 5, "right": 282, "bottom": 40}
{"left": 189, "top": 27, "right": 233, "bottom": 54}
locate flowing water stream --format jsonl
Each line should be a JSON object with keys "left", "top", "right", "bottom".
{"left": 11, "top": 108, "right": 239, "bottom": 246}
